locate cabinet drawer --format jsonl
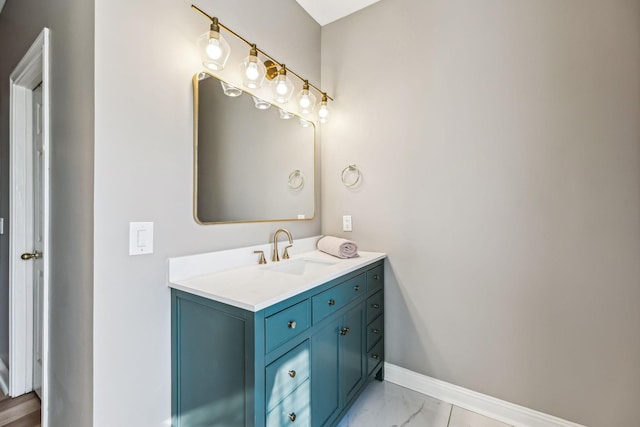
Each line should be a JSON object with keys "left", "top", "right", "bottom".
{"left": 366, "top": 291, "right": 384, "bottom": 324}
{"left": 367, "top": 339, "right": 384, "bottom": 376}
{"left": 265, "top": 300, "right": 311, "bottom": 353}
{"left": 266, "top": 341, "right": 310, "bottom": 411}
{"left": 367, "top": 315, "right": 383, "bottom": 351}
{"left": 266, "top": 380, "right": 310, "bottom": 427}
{"left": 367, "top": 265, "right": 384, "bottom": 293}
{"left": 312, "top": 274, "right": 366, "bottom": 323}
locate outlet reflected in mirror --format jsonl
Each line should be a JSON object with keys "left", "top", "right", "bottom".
{"left": 194, "top": 72, "right": 315, "bottom": 224}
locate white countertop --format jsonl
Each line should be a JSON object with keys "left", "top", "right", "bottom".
{"left": 168, "top": 238, "right": 386, "bottom": 312}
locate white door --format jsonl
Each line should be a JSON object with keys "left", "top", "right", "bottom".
{"left": 22, "top": 83, "right": 44, "bottom": 399}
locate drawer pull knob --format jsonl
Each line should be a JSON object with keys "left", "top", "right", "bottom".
{"left": 372, "top": 328, "right": 381, "bottom": 334}
{"left": 288, "top": 412, "right": 297, "bottom": 422}
{"left": 328, "top": 299, "right": 336, "bottom": 306}
{"left": 288, "top": 370, "right": 296, "bottom": 378}
{"left": 340, "top": 327, "right": 351, "bottom": 336}
{"left": 354, "top": 285, "right": 361, "bottom": 291}
{"left": 371, "top": 303, "right": 380, "bottom": 309}
{"left": 288, "top": 321, "right": 297, "bottom": 329}
{"left": 373, "top": 274, "right": 380, "bottom": 280}
{"left": 371, "top": 354, "right": 380, "bottom": 360}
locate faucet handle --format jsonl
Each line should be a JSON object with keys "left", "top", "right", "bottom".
{"left": 283, "top": 245, "right": 293, "bottom": 260}
{"left": 253, "top": 250, "right": 267, "bottom": 265}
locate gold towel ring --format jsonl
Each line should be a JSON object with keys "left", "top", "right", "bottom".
{"left": 288, "top": 170, "right": 304, "bottom": 190}
{"left": 341, "top": 164, "right": 362, "bottom": 188}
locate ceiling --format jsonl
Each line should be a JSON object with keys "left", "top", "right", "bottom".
{"left": 296, "top": 0, "right": 382, "bottom": 26}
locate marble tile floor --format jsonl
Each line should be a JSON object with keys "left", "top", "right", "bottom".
{"left": 337, "top": 381, "right": 512, "bottom": 427}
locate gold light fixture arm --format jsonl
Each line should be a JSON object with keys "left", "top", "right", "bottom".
{"left": 191, "top": 4, "right": 333, "bottom": 101}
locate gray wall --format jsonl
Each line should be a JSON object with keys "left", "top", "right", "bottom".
{"left": 321, "top": 1, "right": 640, "bottom": 426}
{"left": 92, "top": 0, "right": 320, "bottom": 425}
{"left": 0, "top": 0, "right": 94, "bottom": 425}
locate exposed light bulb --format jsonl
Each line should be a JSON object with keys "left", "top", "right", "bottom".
{"left": 206, "top": 38, "right": 222, "bottom": 59}
{"left": 271, "top": 65, "right": 294, "bottom": 103}
{"left": 245, "top": 62, "right": 259, "bottom": 80}
{"left": 299, "top": 95, "right": 311, "bottom": 108}
{"left": 240, "top": 44, "right": 266, "bottom": 89}
{"left": 318, "top": 93, "right": 330, "bottom": 123}
{"left": 276, "top": 79, "right": 289, "bottom": 95}
{"left": 296, "top": 81, "right": 317, "bottom": 115}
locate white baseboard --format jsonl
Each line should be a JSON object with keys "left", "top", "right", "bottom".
{"left": 384, "top": 363, "right": 586, "bottom": 427}
{"left": 0, "top": 357, "right": 8, "bottom": 395}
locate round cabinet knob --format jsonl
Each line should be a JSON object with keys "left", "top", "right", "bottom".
{"left": 340, "top": 327, "right": 350, "bottom": 336}
{"left": 328, "top": 299, "right": 336, "bottom": 306}
{"left": 288, "top": 321, "right": 297, "bottom": 329}
{"left": 371, "top": 354, "right": 380, "bottom": 360}
{"left": 372, "top": 328, "right": 381, "bottom": 334}
{"left": 373, "top": 274, "right": 380, "bottom": 280}
{"left": 372, "top": 303, "right": 380, "bottom": 309}
{"left": 288, "top": 412, "right": 297, "bottom": 422}
{"left": 354, "top": 285, "right": 361, "bottom": 291}
{"left": 288, "top": 370, "right": 296, "bottom": 378}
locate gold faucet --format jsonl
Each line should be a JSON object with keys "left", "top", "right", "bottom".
{"left": 272, "top": 229, "right": 293, "bottom": 262}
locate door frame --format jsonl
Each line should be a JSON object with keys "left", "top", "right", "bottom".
{"left": 8, "top": 28, "right": 50, "bottom": 425}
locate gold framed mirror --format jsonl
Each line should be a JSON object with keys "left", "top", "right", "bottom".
{"left": 194, "top": 72, "right": 316, "bottom": 224}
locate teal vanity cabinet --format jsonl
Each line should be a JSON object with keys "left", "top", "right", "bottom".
{"left": 171, "top": 260, "right": 384, "bottom": 427}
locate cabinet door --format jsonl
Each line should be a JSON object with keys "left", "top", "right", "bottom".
{"left": 340, "top": 303, "right": 366, "bottom": 405}
{"left": 311, "top": 318, "right": 340, "bottom": 427}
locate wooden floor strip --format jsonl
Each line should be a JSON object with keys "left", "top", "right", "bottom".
{"left": 2, "top": 409, "right": 40, "bottom": 427}
{"left": 0, "top": 394, "right": 37, "bottom": 414}
{"left": 0, "top": 394, "right": 40, "bottom": 427}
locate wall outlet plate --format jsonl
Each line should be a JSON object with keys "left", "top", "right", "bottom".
{"left": 342, "top": 215, "right": 352, "bottom": 232}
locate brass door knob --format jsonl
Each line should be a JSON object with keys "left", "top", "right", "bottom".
{"left": 288, "top": 412, "right": 297, "bottom": 422}
{"left": 288, "top": 370, "right": 296, "bottom": 378}
{"left": 288, "top": 321, "right": 297, "bottom": 329}
{"left": 328, "top": 299, "right": 336, "bottom": 306}
{"left": 371, "top": 303, "right": 380, "bottom": 309}
{"left": 21, "top": 252, "right": 41, "bottom": 260}
{"left": 340, "top": 327, "right": 350, "bottom": 336}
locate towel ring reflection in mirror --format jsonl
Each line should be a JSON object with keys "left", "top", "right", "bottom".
{"left": 341, "top": 164, "right": 362, "bottom": 188}
{"left": 288, "top": 170, "right": 304, "bottom": 190}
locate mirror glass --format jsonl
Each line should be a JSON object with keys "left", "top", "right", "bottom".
{"left": 194, "top": 73, "right": 315, "bottom": 224}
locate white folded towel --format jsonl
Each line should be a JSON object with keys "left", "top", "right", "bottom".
{"left": 317, "top": 236, "right": 359, "bottom": 259}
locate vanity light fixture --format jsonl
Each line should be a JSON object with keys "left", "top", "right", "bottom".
{"left": 296, "top": 81, "right": 316, "bottom": 115}
{"left": 241, "top": 44, "right": 267, "bottom": 89}
{"left": 220, "top": 81, "right": 242, "bottom": 97}
{"left": 192, "top": 4, "right": 334, "bottom": 123}
{"left": 197, "top": 17, "right": 231, "bottom": 71}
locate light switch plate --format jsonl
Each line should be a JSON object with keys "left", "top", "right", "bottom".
{"left": 342, "top": 215, "right": 352, "bottom": 232}
{"left": 129, "top": 222, "right": 154, "bottom": 255}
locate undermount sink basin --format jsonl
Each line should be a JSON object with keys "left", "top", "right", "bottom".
{"left": 263, "top": 258, "right": 338, "bottom": 276}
